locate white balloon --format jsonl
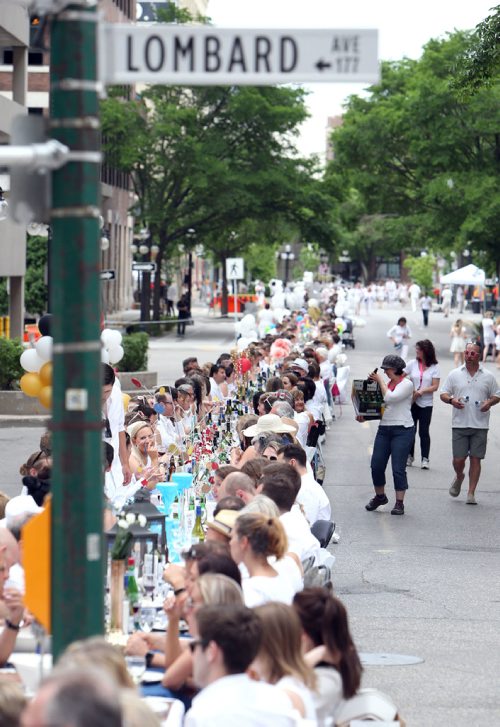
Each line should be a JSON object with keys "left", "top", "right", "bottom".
{"left": 35, "top": 335, "right": 53, "bottom": 362}
{"left": 101, "top": 328, "right": 122, "bottom": 349}
{"left": 108, "top": 345, "right": 124, "bottom": 364}
{"left": 20, "top": 348, "right": 44, "bottom": 373}
{"left": 101, "top": 348, "right": 110, "bottom": 364}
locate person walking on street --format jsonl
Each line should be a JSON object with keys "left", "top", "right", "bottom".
{"left": 405, "top": 340, "right": 440, "bottom": 469}
{"left": 450, "top": 319, "right": 467, "bottom": 367}
{"left": 359, "top": 355, "right": 414, "bottom": 516}
{"left": 440, "top": 340, "right": 500, "bottom": 504}
{"left": 176, "top": 293, "right": 190, "bottom": 338}
{"left": 387, "top": 317, "right": 412, "bottom": 361}
{"left": 441, "top": 286, "right": 452, "bottom": 317}
{"left": 419, "top": 292, "right": 432, "bottom": 328}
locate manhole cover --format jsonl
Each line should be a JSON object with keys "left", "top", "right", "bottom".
{"left": 360, "top": 652, "right": 424, "bottom": 666}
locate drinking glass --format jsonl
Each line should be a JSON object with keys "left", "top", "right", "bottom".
{"left": 140, "top": 606, "right": 157, "bottom": 633}
{"left": 125, "top": 655, "right": 146, "bottom": 685}
{"left": 143, "top": 573, "right": 156, "bottom": 600}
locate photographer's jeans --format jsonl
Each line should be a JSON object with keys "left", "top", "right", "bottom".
{"left": 371, "top": 425, "right": 414, "bottom": 491}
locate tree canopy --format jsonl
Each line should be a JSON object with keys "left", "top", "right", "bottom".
{"left": 327, "top": 29, "right": 500, "bottom": 280}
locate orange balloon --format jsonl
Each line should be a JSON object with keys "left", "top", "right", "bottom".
{"left": 39, "top": 361, "right": 52, "bottom": 386}
{"left": 20, "top": 372, "right": 42, "bottom": 398}
{"left": 38, "top": 385, "right": 52, "bottom": 409}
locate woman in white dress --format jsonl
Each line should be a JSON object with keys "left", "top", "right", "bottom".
{"left": 450, "top": 319, "right": 467, "bottom": 367}
{"left": 251, "top": 602, "right": 317, "bottom": 721}
{"left": 482, "top": 310, "right": 496, "bottom": 361}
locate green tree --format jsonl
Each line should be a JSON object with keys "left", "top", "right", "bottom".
{"left": 453, "top": 5, "right": 500, "bottom": 93}
{"left": 25, "top": 235, "right": 48, "bottom": 315}
{"left": 328, "top": 31, "right": 500, "bottom": 279}
{"left": 403, "top": 254, "right": 436, "bottom": 293}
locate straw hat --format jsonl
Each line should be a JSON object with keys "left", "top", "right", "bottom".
{"left": 242, "top": 413, "right": 296, "bottom": 437}
{"left": 206, "top": 510, "right": 240, "bottom": 540}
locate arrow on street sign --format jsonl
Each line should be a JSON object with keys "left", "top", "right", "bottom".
{"left": 99, "top": 26, "right": 379, "bottom": 86}
{"left": 132, "top": 261, "right": 157, "bottom": 273}
{"left": 100, "top": 269, "right": 116, "bottom": 281}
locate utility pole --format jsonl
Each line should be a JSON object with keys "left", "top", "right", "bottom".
{"left": 50, "top": 2, "right": 103, "bottom": 659}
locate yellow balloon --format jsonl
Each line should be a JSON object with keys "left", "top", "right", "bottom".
{"left": 122, "top": 392, "right": 131, "bottom": 412}
{"left": 159, "top": 387, "right": 165, "bottom": 395}
{"left": 20, "top": 372, "right": 42, "bottom": 398}
{"left": 39, "top": 361, "right": 53, "bottom": 386}
{"left": 38, "top": 385, "right": 52, "bottom": 409}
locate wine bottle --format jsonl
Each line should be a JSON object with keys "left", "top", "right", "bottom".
{"left": 191, "top": 505, "right": 205, "bottom": 544}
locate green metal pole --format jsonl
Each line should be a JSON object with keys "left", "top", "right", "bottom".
{"left": 50, "top": 4, "right": 103, "bottom": 660}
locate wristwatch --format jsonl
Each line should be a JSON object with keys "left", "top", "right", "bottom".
{"left": 145, "top": 651, "right": 154, "bottom": 669}
{"left": 448, "top": 397, "right": 454, "bottom": 405}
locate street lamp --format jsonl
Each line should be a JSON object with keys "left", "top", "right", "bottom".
{"left": 185, "top": 228, "right": 196, "bottom": 313}
{"left": 279, "top": 244, "right": 295, "bottom": 286}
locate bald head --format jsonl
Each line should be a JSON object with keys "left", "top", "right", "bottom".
{"left": 218, "top": 472, "right": 256, "bottom": 504}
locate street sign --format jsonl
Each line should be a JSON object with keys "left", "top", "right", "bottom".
{"left": 99, "top": 25, "right": 379, "bottom": 86}
{"left": 226, "top": 257, "right": 245, "bottom": 280}
{"left": 100, "top": 269, "right": 116, "bottom": 281}
{"left": 132, "top": 261, "right": 157, "bottom": 273}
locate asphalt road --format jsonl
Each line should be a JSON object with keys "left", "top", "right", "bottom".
{"left": 1, "top": 303, "right": 499, "bottom": 725}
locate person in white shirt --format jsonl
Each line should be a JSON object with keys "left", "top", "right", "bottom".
{"left": 260, "top": 463, "right": 321, "bottom": 564}
{"left": 419, "top": 293, "right": 433, "bottom": 328}
{"left": 251, "top": 602, "right": 317, "bottom": 721}
{"left": 408, "top": 282, "right": 421, "bottom": 312}
{"left": 440, "top": 340, "right": 500, "bottom": 504}
{"left": 277, "top": 443, "right": 331, "bottom": 524}
{"left": 209, "top": 363, "right": 226, "bottom": 404}
{"left": 102, "top": 365, "right": 132, "bottom": 506}
{"left": 404, "top": 340, "right": 441, "bottom": 469}
{"left": 229, "top": 513, "right": 296, "bottom": 607}
{"left": 386, "top": 317, "right": 412, "bottom": 361}
{"left": 358, "top": 355, "right": 414, "bottom": 516}
{"left": 441, "top": 286, "right": 453, "bottom": 317}
{"left": 186, "top": 604, "right": 297, "bottom": 727}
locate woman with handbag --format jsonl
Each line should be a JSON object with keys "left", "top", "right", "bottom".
{"left": 358, "top": 354, "right": 414, "bottom": 516}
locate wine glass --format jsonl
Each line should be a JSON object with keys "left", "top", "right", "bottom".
{"left": 140, "top": 606, "right": 157, "bottom": 634}
{"left": 142, "top": 573, "right": 156, "bottom": 600}
{"left": 125, "top": 655, "right": 146, "bottom": 685}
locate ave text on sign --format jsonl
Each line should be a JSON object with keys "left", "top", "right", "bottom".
{"left": 99, "top": 26, "right": 379, "bottom": 85}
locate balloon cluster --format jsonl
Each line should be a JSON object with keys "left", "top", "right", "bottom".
{"left": 100, "top": 329, "right": 124, "bottom": 365}
{"left": 19, "top": 314, "right": 53, "bottom": 409}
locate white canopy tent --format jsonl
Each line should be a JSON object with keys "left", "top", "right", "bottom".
{"left": 440, "top": 264, "right": 486, "bottom": 287}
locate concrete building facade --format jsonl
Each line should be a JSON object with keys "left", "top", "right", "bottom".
{"left": 0, "top": 0, "right": 29, "bottom": 338}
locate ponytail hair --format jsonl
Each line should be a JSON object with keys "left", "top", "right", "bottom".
{"left": 235, "top": 513, "right": 287, "bottom": 560}
{"left": 293, "top": 587, "right": 362, "bottom": 699}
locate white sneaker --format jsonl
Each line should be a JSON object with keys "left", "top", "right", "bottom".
{"left": 421, "top": 458, "right": 430, "bottom": 470}
{"left": 406, "top": 455, "right": 414, "bottom": 467}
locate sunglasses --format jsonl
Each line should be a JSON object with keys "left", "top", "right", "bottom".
{"left": 263, "top": 454, "right": 278, "bottom": 461}
{"left": 189, "top": 639, "right": 208, "bottom": 654}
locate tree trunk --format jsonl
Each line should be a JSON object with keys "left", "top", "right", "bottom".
{"left": 140, "top": 272, "right": 151, "bottom": 321}
{"left": 221, "top": 253, "right": 228, "bottom": 316}
{"left": 152, "top": 248, "right": 163, "bottom": 321}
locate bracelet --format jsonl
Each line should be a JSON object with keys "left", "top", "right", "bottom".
{"left": 173, "top": 587, "right": 186, "bottom": 597}
{"left": 5, "top": 620, "right": 20, "bottom": 632}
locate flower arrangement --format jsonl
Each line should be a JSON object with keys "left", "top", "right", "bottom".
{"left": 110, "top": 511, "right": 148, "bottom": 560}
